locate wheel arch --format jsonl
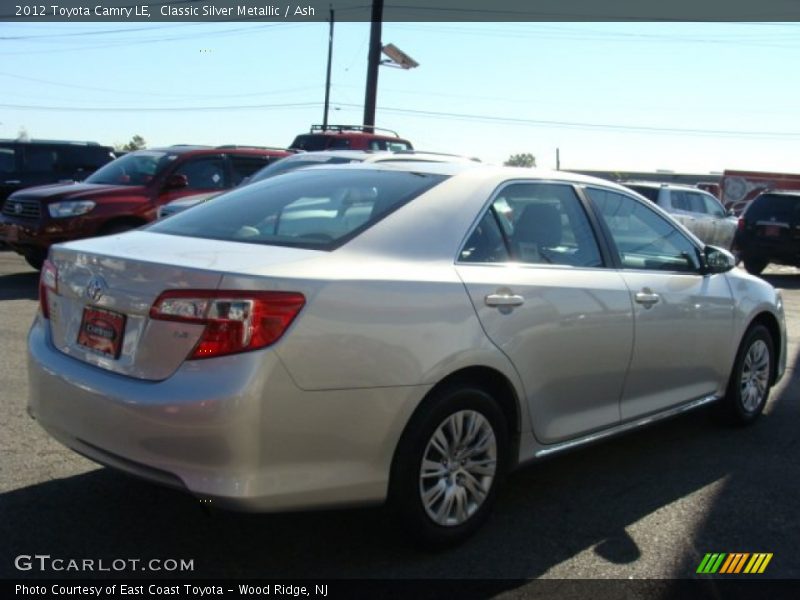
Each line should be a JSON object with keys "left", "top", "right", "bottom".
{"left": 744, "top": 311, "right": 782, "bottom": 385}
{"left": 390, "top": 365, "right": 523, "bottom": 484}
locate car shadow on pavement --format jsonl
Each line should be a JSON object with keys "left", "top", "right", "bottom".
{"left": 2, "top": 363, "right": 797, "bottom": 582}
{"left": 762, "top": 274, "right": 800, "bottom": 291}
{"left": 0, "top": 271, "right": 38, "bottom": 301}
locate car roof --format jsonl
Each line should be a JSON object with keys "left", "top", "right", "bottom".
{"left": 622, "top": 180, "right": 706, "bottom": 191}
{"left": 148, "top": 145, "right": 290, "bottom": 156}
{"left": 297, "top": 161, "right": 638, "bottom": 189}
{"left": 757, "top": 189, "right": 800, "bottom": 198}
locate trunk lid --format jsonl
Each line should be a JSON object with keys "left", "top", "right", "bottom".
{"left": 46, "top": 231, "right": 323, "bottom": 380}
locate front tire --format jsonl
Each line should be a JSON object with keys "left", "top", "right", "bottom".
{"left": 743, "top": 257, "right": 768, "bottom": 275}
{"left": 390, "top": 383, "right": 508, "bottom": 546}
{"left": 721, "top": 324, "right": 774, "bottom": 425}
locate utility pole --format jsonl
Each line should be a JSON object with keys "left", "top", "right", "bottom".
{"left": 322, "top": 5, "right": 334, "bottom": 128}
{"left": 556, "top": 148, "right": 561, "bottom": 170}
{"left": 362, "top": 0, "right": 384, "bottom": 133}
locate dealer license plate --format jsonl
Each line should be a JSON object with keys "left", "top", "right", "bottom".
{"left": 77, "top": 307, "right": 126, "bottom": 359}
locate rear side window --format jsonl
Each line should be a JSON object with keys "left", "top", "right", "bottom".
{"left": 626, "top": 185, "right": 660, "bottom": 203}
{"left": 249, "top": 156, "right": 357, "bottom": 184}
{"left": 290, "top": 135, "right": 331, "bottom": 151}
{"left": 149, "top": 169, "right": 448, "bottom": 250}
{"left": 746, "top": 194, "right": 800, "bottom": 223}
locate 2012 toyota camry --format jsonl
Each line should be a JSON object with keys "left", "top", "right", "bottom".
{"left": 28, "top": 162, "right": 786, "bottom": 545}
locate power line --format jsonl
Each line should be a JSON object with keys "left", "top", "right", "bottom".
{"left": 4, "top": 97, "right": 799, "bottom": 139}
{"left": 0, "top": 101, "right": 322, "bottom": 112}
{"left": 0, "top": 70, "right": 323, "bottom": 99}
{"left": 332, "top": 102, "right": 800, "bottom": 139}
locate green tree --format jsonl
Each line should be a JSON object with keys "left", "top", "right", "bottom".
{"left": 117, "top": 135, "right": 146, "bottom": 152}
{"left": 504, "top": 153, "right": 536, "bottom": 168}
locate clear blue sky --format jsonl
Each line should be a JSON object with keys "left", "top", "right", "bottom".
{"left": 2, "top": 21, "right": 800, "bottom": 173}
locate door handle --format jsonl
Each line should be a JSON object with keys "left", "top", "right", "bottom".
{"left": 634, "top": 289, "right": 660, "bottom": 308}
{"left": 485, "top": 293, "right": 524, "bottom": 307}
{"left": 4, "top": 180, "right": 21, "bottom": 185}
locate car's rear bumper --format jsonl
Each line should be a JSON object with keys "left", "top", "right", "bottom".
{"left": 27, "top": 314, "right": 428, "bottom": 511}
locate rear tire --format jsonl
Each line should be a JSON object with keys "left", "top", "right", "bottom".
{"left": 720, "top": 324, "right": 774, "bottom": 425}
{"left": 99, "top": 221, "right": 141, "bottom": 236}
{"left": 743, "top": 257, "right": 768, "bottom": 275}
{"left": 24, "top": 252, "right": 44, "bottom": 271}
{"left": 390, "top": 383, "right": 508, "bottom": 547}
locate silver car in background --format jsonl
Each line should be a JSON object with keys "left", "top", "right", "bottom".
{"left": 622, "top": 181, "right": 737, "bottom": 249}
{"left": 29, "top": 163, "right": 786, "bottom": 545}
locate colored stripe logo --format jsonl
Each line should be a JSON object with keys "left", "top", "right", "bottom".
{"left": 697, "top": 553, "right": 773, "bottom": 574}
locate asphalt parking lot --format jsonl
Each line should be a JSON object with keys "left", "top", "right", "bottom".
{"left": 1, "top": 248, "right": 798, "bottom": 584}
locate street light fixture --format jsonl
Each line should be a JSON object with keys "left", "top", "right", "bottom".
{"left": 380, "top": 43, "right": 420, "bottom": 70}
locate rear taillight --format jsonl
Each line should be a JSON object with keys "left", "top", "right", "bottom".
{"left": 39, "top": 259, "right": 58, "bottom": 319}
{"left": 150, "top": 290, "right": 305, "bottom": 359}
{"left": 737, "top": 217, "right": 745, "bottom": 231}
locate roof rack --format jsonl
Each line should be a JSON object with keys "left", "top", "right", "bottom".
{"left": 309, "top": 124, "right": 401, "bottom": 138}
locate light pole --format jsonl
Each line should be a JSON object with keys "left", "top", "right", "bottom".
{"left": 362, "top": 0, "right": 384, "bottom": 132}
{"left": 322, "top": 5, "right": 334, "bottom": 128}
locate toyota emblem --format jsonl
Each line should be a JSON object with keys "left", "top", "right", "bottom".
{"left": 85, "top": 275, "right": 107, "bottom": 303}
{"left": 13, "top": 202, "right": 23, "bottom": 215}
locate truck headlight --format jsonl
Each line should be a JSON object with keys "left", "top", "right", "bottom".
{"left": 48, "top": 200, "right": 96, "bottom": 218}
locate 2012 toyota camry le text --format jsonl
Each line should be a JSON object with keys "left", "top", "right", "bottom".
{"left": 27, "top": 162, "right": 787, "bottom": 545}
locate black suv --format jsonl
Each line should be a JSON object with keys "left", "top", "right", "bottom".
{"left": 0, "top": 140, "right": 115, "bottom": 208}
{"left": 733, "top": 190, "right": 800, "bottom": 275}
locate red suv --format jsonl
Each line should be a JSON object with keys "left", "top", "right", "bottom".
{"left": 0, "top": 145, "right": 290, "bottom": 269}
{"left": 289, "top": 125, "right": 413, "bottom": 151}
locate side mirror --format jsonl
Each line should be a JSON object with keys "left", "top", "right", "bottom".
{"left": 701, "top": 245, "right": 735, "bottom": 274}
{"left": 165, "top": 173, "right": 188, "bottom": 190}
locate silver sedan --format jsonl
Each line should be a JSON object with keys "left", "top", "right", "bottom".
{"left": 28, "top": 163, "right": 786, "bottom": 545}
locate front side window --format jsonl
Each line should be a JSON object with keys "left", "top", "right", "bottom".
{"left": 702, "top": 195, "right": 726, "bottom": 218}
{"left": 460, "top": 183, "right": 603, "bottom": 268}
{"left": 587, "top": 188, "right": 700, "bottom": 272}
{"left": 685, "top": 192, "right": 708, "bottom": 214}
{"left": 0, "top": 146, "right": 16, "bottom": 174}
{"left": 148, "top": 168, "right": 448, "bottom": 250}
{"left": 22, "top": 146, "right": 60, "bottom": 173}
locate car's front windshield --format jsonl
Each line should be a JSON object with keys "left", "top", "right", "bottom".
{"left": 85, "top": 151, "right": 172, "bottom": 186}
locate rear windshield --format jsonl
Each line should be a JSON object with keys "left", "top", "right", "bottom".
{"left": 86, "top": 150, "right": 172, "bottom": 186}
{"left": 248, "top": 155, "right": 359, "bottom": 184}
{"left": 746, "top": 193, "right": 800, "bottom": 223}
{"left": 625, "top": 185, "right": 660, "bottom": 203}
{"left": 290, "top": 135, "right": 334, "bottom": 151}
{"left": 148, "top": 168, "right": 448, "bottom": 250}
